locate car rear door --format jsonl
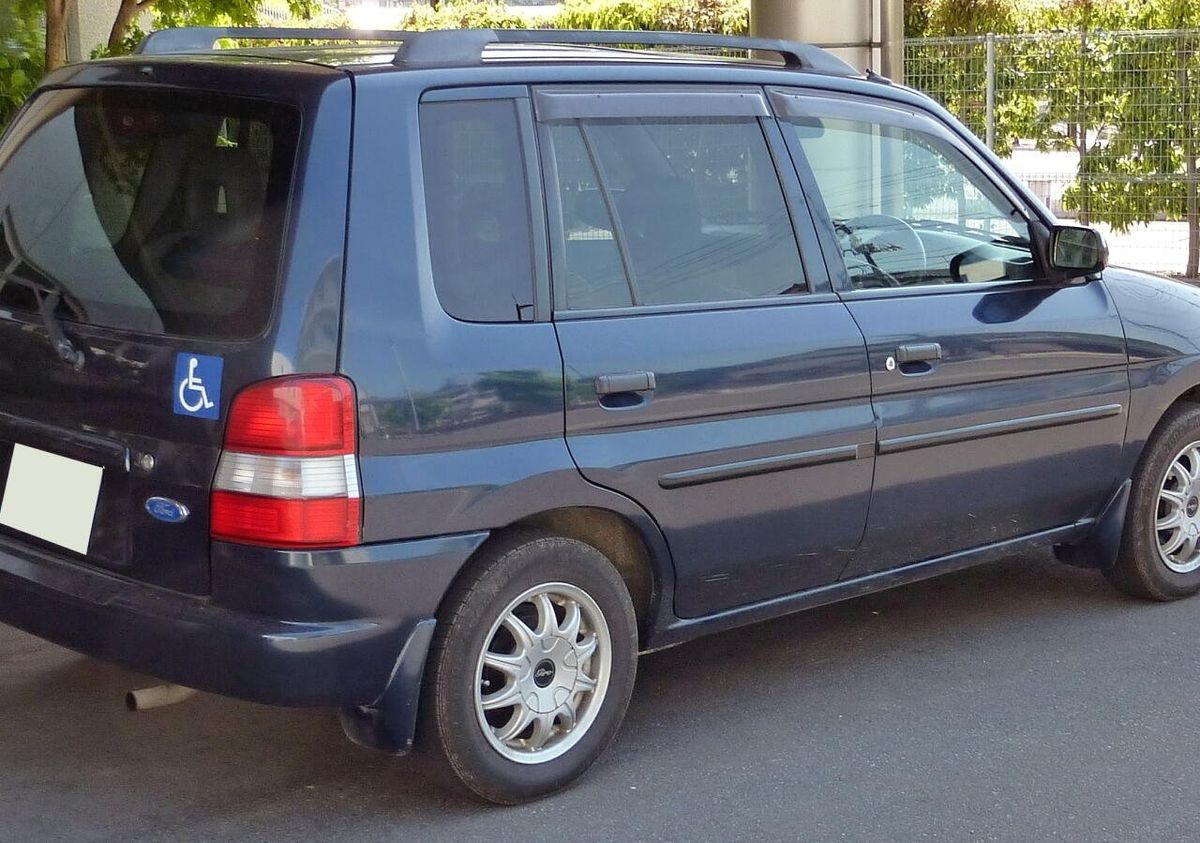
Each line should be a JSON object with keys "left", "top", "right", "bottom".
{"left": 0, "top": 68, "right": 349, "bottom": 593}
{"left": 538, "top": 85, "right": 875, "bottom": 617}
{"left": 774, "top": 89, "right": 1129, "bottom": 578}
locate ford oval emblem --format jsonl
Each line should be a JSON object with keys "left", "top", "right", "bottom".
{"left": 145, "top": 497, "right": 190, "bottom": 524}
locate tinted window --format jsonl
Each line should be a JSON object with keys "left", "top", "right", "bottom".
{"left": 0, "top": 87, "right": 299, "bottom": 338}
{"left": 420, "top": 99, "right": 535, "bottom": 322}
{"left": 548, "top": 117, "right": 805, "bottom": 309}
{"left": 787, "top": 115, "right": 1035, "bottom": 289}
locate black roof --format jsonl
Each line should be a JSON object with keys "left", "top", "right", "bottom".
{"left": 134, "top": 27, "right": 862, "bottom": 78}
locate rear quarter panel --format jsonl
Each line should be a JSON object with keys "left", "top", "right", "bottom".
{"left": 340, "top": 73, "right": 674, "bottom": 594}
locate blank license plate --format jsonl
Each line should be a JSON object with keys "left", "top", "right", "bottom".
{"left": 0, "top": 444, "right": 103, "bottom": 555}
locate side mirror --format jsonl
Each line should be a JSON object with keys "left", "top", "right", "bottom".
{"left": 1049, "top": 224, "right": 1108, "bottom": 278}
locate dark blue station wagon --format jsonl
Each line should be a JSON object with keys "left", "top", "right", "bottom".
{"left": 1, "top": 28, "right": 1199, "bottom": 803}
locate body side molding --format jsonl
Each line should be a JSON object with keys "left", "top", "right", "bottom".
{"left": 878, "top": 404, "right": 1123, "bottom": 455}
{"left": 658, "top": 442, "right": 870, "bottom": 489}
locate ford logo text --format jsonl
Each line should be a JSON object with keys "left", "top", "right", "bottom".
{"left": 145, "top": 497, "right": 190, "bottom": 524}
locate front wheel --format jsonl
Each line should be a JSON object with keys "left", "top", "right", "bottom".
{"left": 421, "top": 531, "right": 638, "bottom": 804}
{"left": 1107, "top": 403, "right": 1200, "bottom": 600}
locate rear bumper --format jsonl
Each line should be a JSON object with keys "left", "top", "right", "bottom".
{"left": 0, "top": 531, "right": 488, "bottom": 708}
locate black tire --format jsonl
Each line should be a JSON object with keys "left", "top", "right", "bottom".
{"left": 1107, "top": 402, "right": 1200, "bottom": 601}
{"left": 420, "top": 529, "right": 638, "bottom": 804}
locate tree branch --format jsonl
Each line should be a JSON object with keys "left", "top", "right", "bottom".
{"left": 108, "top": 0, "right": 157, "bottom": 53}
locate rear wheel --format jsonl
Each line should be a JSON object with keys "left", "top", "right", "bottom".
{"left": 1107, "top": 403, "right": 1200, "bottom": 600}
{"left": 421, "top": 531, "right": 637, "bottom": 804}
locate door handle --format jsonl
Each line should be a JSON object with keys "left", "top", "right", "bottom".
{"left": 594, "top": 371, "right": 656, "bottom": 395}
{"left": 896, "top": 343, "right": 942, "bottom": 363}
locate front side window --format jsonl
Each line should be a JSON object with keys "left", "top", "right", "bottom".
{"left": 547, "top": 116, "right": 806, "bottom": 309}
{"left": 785, "top": 112, "right": 1036, "bottom": 289}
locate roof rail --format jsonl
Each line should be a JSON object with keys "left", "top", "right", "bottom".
{"left": 396, "top": 29, "right": 859, "bottom": 76}
{"left": 136, "top": 27, "right": 413, "bottom": 55}
{"left": 134, "top": 26, "right": 859, "bottom": 77}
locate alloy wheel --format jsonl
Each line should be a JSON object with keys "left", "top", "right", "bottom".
{"left": 473, "top": 582, "right": 612, "bottom": 764}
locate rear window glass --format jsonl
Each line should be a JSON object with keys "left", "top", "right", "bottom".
{"left": 0, "top": 87, "right": 299, "bottom": 339}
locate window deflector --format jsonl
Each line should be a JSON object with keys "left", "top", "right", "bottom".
{"left": 767, "top": 88, "right": 1039, "bottom": 227}
{"left": 534, "top": 86, "right": 770, "bottom": 122}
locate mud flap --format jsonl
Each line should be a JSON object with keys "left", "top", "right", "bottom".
{"left": 338, "top": 618, "right": 437, "bottom": 754}
{"left": 1054, "top": 480, "right": 1131, "bottom": 569}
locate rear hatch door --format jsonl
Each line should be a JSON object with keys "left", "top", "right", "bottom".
{"left": 0, "top": 68, "right": 337, "bottom": 593}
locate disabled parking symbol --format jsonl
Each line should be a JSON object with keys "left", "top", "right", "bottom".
{"left": 173, "top": 353, "right": 223, "bottom": 419}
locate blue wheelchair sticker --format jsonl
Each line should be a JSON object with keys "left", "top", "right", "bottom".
{"left": 173, "top": 353, "right": 223, "bottom": 420}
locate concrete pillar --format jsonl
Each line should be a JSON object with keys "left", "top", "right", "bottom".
{"left": 67, "top": 0, "right": 153, "bottom": 62}
{"left": 751, "top": 0, "right": 905, "bottom": 82}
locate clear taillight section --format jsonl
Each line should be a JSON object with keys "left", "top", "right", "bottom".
{"left": 211, "top": 376, "right": 361, "bottom": 548}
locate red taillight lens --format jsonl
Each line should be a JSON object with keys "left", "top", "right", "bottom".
{"left": 212, "top": 375, "right": 361, "bottom": 549}
{"left": 224, "top": 376, "right": 356, "bottom": 456}
{"left": 211, "top": 492, "right": 361, "bottom": 548}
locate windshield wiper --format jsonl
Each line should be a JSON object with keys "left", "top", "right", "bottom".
{"left": 0, "top": 209, "right": 86, "bottom": 370}
{"left": 0, "top": 268, "right": 86, "bottom": 370}
{"left": 36, "top": 289, "right": 86, "bottom": 369}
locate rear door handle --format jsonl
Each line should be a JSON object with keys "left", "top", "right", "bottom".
{"left": 896, "top": 343, "right": 942, "bottom": 363}
{"left": 594, "top": 371, "right": 656, "bottom": 395}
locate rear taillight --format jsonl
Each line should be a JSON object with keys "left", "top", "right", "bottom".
{"left": 212, "top": 376, "right": 361, "bottom": 548}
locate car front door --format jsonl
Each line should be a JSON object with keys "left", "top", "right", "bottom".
{"left": 775, "top": 89, "right": 1130, "bottom": 578}
{"left": 538, "top": 85, "right": 875, "bottom": 617}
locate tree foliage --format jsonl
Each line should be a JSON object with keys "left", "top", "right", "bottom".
{"left": 0, "top": 0, "right": 44, "bottom": 131}
{"left": 910, "top": 0, "right": 1200, "bottom": 274}
{"left": 1061, "top": 0, "right": 1200, "bottom": 274}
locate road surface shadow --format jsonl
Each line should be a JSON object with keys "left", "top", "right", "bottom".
{"left": 0, "top": 551, "right": 1151, "bottom": 836}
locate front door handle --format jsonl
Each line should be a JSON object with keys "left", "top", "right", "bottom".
{"left": 896, "top": 343, "right": 942, "bottom": 363}
{"left": 595, "top": 371, "right": 656, "bottom": 396}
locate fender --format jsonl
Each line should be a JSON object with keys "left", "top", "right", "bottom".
{"left": 1105, "top": 269, "right": 1200, "bottom": 482}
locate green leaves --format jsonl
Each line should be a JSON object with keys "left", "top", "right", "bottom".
{"left": 0, "top": 0, "right": 44, "bottom": 131}
{"left": 910, "top": 0, "right": 1200, "bottom": 274}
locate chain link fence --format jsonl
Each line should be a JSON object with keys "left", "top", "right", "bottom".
{"left": 906, "top": 30, "right": 1200, "bottom": 278}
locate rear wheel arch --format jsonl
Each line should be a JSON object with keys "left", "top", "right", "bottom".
{"left": 455, "top": 507, "right": 663, "bottom": 643}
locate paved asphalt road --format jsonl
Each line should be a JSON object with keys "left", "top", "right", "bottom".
{"left": 4, "top": 551, "right": 1200, "bottom": 841}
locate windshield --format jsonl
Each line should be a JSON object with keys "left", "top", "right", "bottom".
{"left": 0, "top": 87, "right": 299, "bottom": 339}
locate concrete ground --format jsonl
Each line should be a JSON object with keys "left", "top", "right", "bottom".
{"left": 4, "top": 551, "right": 1200, "bottom": 841}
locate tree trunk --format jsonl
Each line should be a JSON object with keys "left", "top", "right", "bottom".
{"left": 1182, "top": 34, "right": 1199, "bottom": 279}
{"left": 1076, "top": 25, "right": 1090, "bottom": 225}
{"left": 108, "top": 0, "right": 153, "bottom": 54}
{"left": 1187, "top": 150, "right": 1198, "bottom": 278}
{"left": 1076, "top": 123, "right": 1090, "bottom": 225}
{"left": 45, "top": 0, "right": 70, "bottom": 72}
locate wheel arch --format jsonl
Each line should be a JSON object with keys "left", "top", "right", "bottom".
{"left": 1057, "top": 385, "right": 1200, "bottom": 570}
{"left": 444, "top": 503, "right": 674, "bottom": 647}
{"left": 1124, "top": 377, "right": 1200, "bottom": 480}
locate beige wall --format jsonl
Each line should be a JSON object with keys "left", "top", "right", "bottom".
{"left": 751, "top": 0, "right": 905, "bottom": 81}
{"left": 68, "top": 0, "right": 149, "bottom": 61}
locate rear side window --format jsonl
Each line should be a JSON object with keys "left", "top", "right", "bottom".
{"left": 0, "top": 87, "right": 299, "bottom": 339}
{"left": 546, "top": 116, "right": 806, "bottom": 310}
{"left": 420, "top": 99, "right": 535, "bottom": 322}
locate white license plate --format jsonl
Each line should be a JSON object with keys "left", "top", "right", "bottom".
{"left": 0, "top": 444, "right": 103, "bottom": 555}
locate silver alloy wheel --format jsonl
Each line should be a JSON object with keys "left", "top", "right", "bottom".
{"left": 473, "top": 582, "right": 612, "bottom": 765}
{"left": 1156, "top": 439, "right": 1200, "bottom": 574}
